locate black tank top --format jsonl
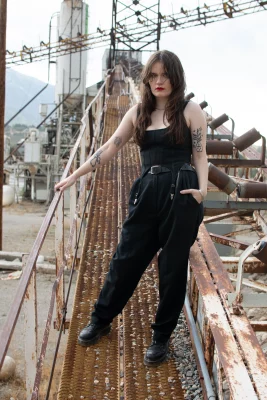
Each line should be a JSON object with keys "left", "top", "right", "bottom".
{"left": 139, "top": 101, "right": 192, "bottom": 169}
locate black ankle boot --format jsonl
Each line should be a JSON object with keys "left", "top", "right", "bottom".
{"left": 78, "top": 322, "right": 111, "bottom": 346}
{"left": 143, "top": 339, "right": 169, "bottom": 366}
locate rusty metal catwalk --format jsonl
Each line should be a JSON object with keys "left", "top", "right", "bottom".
{"left": 57, "top": 89, "right": 185, "bottom": 399}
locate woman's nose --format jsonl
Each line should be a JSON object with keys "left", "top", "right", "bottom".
{"left": 156, "top": 75, "right": 164, "bottom": 84}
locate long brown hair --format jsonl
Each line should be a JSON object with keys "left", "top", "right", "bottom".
{"left": 134, "top": 50, "right": 187, "bottom": 146}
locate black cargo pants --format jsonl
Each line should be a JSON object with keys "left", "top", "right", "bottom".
{"left": 91, "top": 163, "right": 204, "bottom": 342}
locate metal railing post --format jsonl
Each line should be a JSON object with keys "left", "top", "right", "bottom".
{"left": 22, "top": 254, "right": 38, "bottom": 399}
{"left": 55, "top": 194, "right": 64, "bottom": 329}
{"left": 69, "top": 156, "right": 77, "bottom": 268}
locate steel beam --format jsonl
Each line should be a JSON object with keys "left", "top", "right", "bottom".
{"left": 208, "top": 158, "right": 263, "bottom": 167}
{"left": 250, "top": 322, "right": 267, "bottom": 332}
{"left": 0, "top": 0, "right": 7, "bottom": 250}
{"left": 221, "top": 256, "right": 267, "bottom": 273}
{"left": 204, "top": 200, "right": 267, "bottom": 212}
{"left": 209, "top": 233, "right": 248, "bottom": 250}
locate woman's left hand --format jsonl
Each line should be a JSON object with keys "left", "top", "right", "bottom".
{"left": 180, "top": 189, "right": 203, "bottom": 204}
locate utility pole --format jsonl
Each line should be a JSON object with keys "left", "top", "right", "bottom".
{"left": 0, "top": 0, "right": 7, "bottom": 250}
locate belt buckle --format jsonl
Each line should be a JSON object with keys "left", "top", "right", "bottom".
{"left": 150, "top": 165, "right": 161, "bottom": 174}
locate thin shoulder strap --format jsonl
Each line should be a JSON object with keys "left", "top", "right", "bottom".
{"left": 183, "top": 100, "right": 189, "bottom": 110}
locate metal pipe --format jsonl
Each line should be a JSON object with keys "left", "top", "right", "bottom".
{"left": 4, "top": 85, "right": 80, "bottom": 163}
{"left": 157, "top": 0, "right": 161, "bottom": 50}
{"left": 184, "top": 295, "right": 216, "bottom": 400}
{"left": 4, "top": 84, "right": 49, "bottom": 128}
{"left": 233, "top": 128, "right": 261, "bottom": 152}
{"left": 0, "top": 0, "right": 7, "bottom": 250}
{"left": 208, "top": 113, "right": 229, "bottom": 130}
{"left": 199, "top": 100, "right": 208, "bottom": 109}
{"left": 208, "top": 162, "right": 237, "bottom": 194}
{"left": 237, "top": 182, "right": 267, "bottom": 198}
{"left": 4, "top": 11, "right": 57, "bottom": 131}
{"left": 185, "top": 92, "right": 194, "bottom": 100}
{"left": 206, "top": 140, "right": 233, "bottom": 155}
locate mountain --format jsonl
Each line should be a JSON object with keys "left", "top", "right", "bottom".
{"left": 5, "top": 69, "right": 55, "bottom": 126}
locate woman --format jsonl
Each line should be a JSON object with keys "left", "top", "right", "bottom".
{"left": 55, "top": 50, "right": 208, "bottom": 367}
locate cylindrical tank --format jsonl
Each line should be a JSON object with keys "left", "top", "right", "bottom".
{"left": 55, "top": 0, "right": 88, "bottom": 109}
{"left": 3, "top": 185, "right": 15, "bottom": 207}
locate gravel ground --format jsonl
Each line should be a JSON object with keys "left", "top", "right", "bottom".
{"left": 172, "top": 312, "right": 204, "bottom": 400}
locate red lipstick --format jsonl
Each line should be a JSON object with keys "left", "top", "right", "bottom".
{"left": 155, "top": 87, "right": 164, "bottom": 91}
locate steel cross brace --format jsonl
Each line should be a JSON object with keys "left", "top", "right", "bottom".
{"left": 227, "top": 236, "right": 267, "bottom": 313}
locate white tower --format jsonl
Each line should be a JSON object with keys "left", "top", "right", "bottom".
{"left": 55, "top": 0, "right": 88, "bottom": 110}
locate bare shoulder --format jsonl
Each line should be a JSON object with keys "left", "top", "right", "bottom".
{"left": 184, "top": 101, "right": 206, "bottom": 126}
{"left": 184, "top": 101, "right": 203, "bottom": 117}
{"left": 127, "top": 103, "right": 140, "bottom": 125}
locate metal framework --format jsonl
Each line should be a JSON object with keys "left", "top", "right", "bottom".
{"left": 5, "top": 0, "right": 267, "bottom": 66}
{"left": 109, "top": 0, "right": 160, "bottom": 67}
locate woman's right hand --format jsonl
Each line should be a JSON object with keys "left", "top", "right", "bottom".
{"left": 54, "top": 174, "right": 77, "bottom": 193}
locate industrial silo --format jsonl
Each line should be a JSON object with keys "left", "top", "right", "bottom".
{"left": 55, "top": 0, "right": 88, "bottom": 111}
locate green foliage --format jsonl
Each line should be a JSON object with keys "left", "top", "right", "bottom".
{"left": 11, "top": 123, "right": 29, "bottom": 131}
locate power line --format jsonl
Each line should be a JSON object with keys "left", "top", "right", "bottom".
{"left": 5, "top": 0, "right": 267, "bottom": 65}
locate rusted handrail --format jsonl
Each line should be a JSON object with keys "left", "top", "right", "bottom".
{"left": 0, "top": 75, "right": 111, "bottom": 380}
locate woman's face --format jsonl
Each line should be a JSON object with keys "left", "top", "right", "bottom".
{"left": 148, "top": 61, "right": 172, "bottom": 99}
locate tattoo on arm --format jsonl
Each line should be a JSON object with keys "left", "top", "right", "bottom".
{"left": 90, "top": 149, "right": 103, "bottom": 168}
{"left": 114, "top": 136, "right": 122, "bottom": 148}
{"left": 192, "top": 128, "right": 203, "bottom": 152}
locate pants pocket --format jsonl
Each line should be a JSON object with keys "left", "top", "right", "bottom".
{"left": 179, "top": 164, "right": 200, "bottom": 205}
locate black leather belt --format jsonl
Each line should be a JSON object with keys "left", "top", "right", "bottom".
{"left": 149, "top": 165, "right": 171, "bottom": 174}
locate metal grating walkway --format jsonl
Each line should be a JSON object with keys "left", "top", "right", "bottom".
{"left": 57, "top": 83, "right": 185, "bottom": 399}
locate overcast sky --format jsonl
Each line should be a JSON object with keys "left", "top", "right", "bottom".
{"left": 6, "top": 0, "right": 267, "bottom": 140}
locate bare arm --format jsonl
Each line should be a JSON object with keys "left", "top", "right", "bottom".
{"left": 55, "top": 104, "right": 139, "bottom": 191}
{"left": 181, "top": 101, "right": 208, "bottom": 202}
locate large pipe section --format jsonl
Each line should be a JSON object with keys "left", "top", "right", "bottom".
{"left": 233, "top": 128, "right": 261, "bottom": 152}
{"left": 206, "top": 140, "right": 233, "bottom": 155}
{"left": 237, "top": 182, "right": 267, "bottom": 198}
{"left": 185, "top": 92, "right": 194, "bottom": 101}
{"left": 208, "top": 163, "right": 236, "bottom": 194}
{"left": 208, "top": 113, "right": 229, "bottom": 130}
{"left": 199, "top": 100, "right": 208, "bottom": 109}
